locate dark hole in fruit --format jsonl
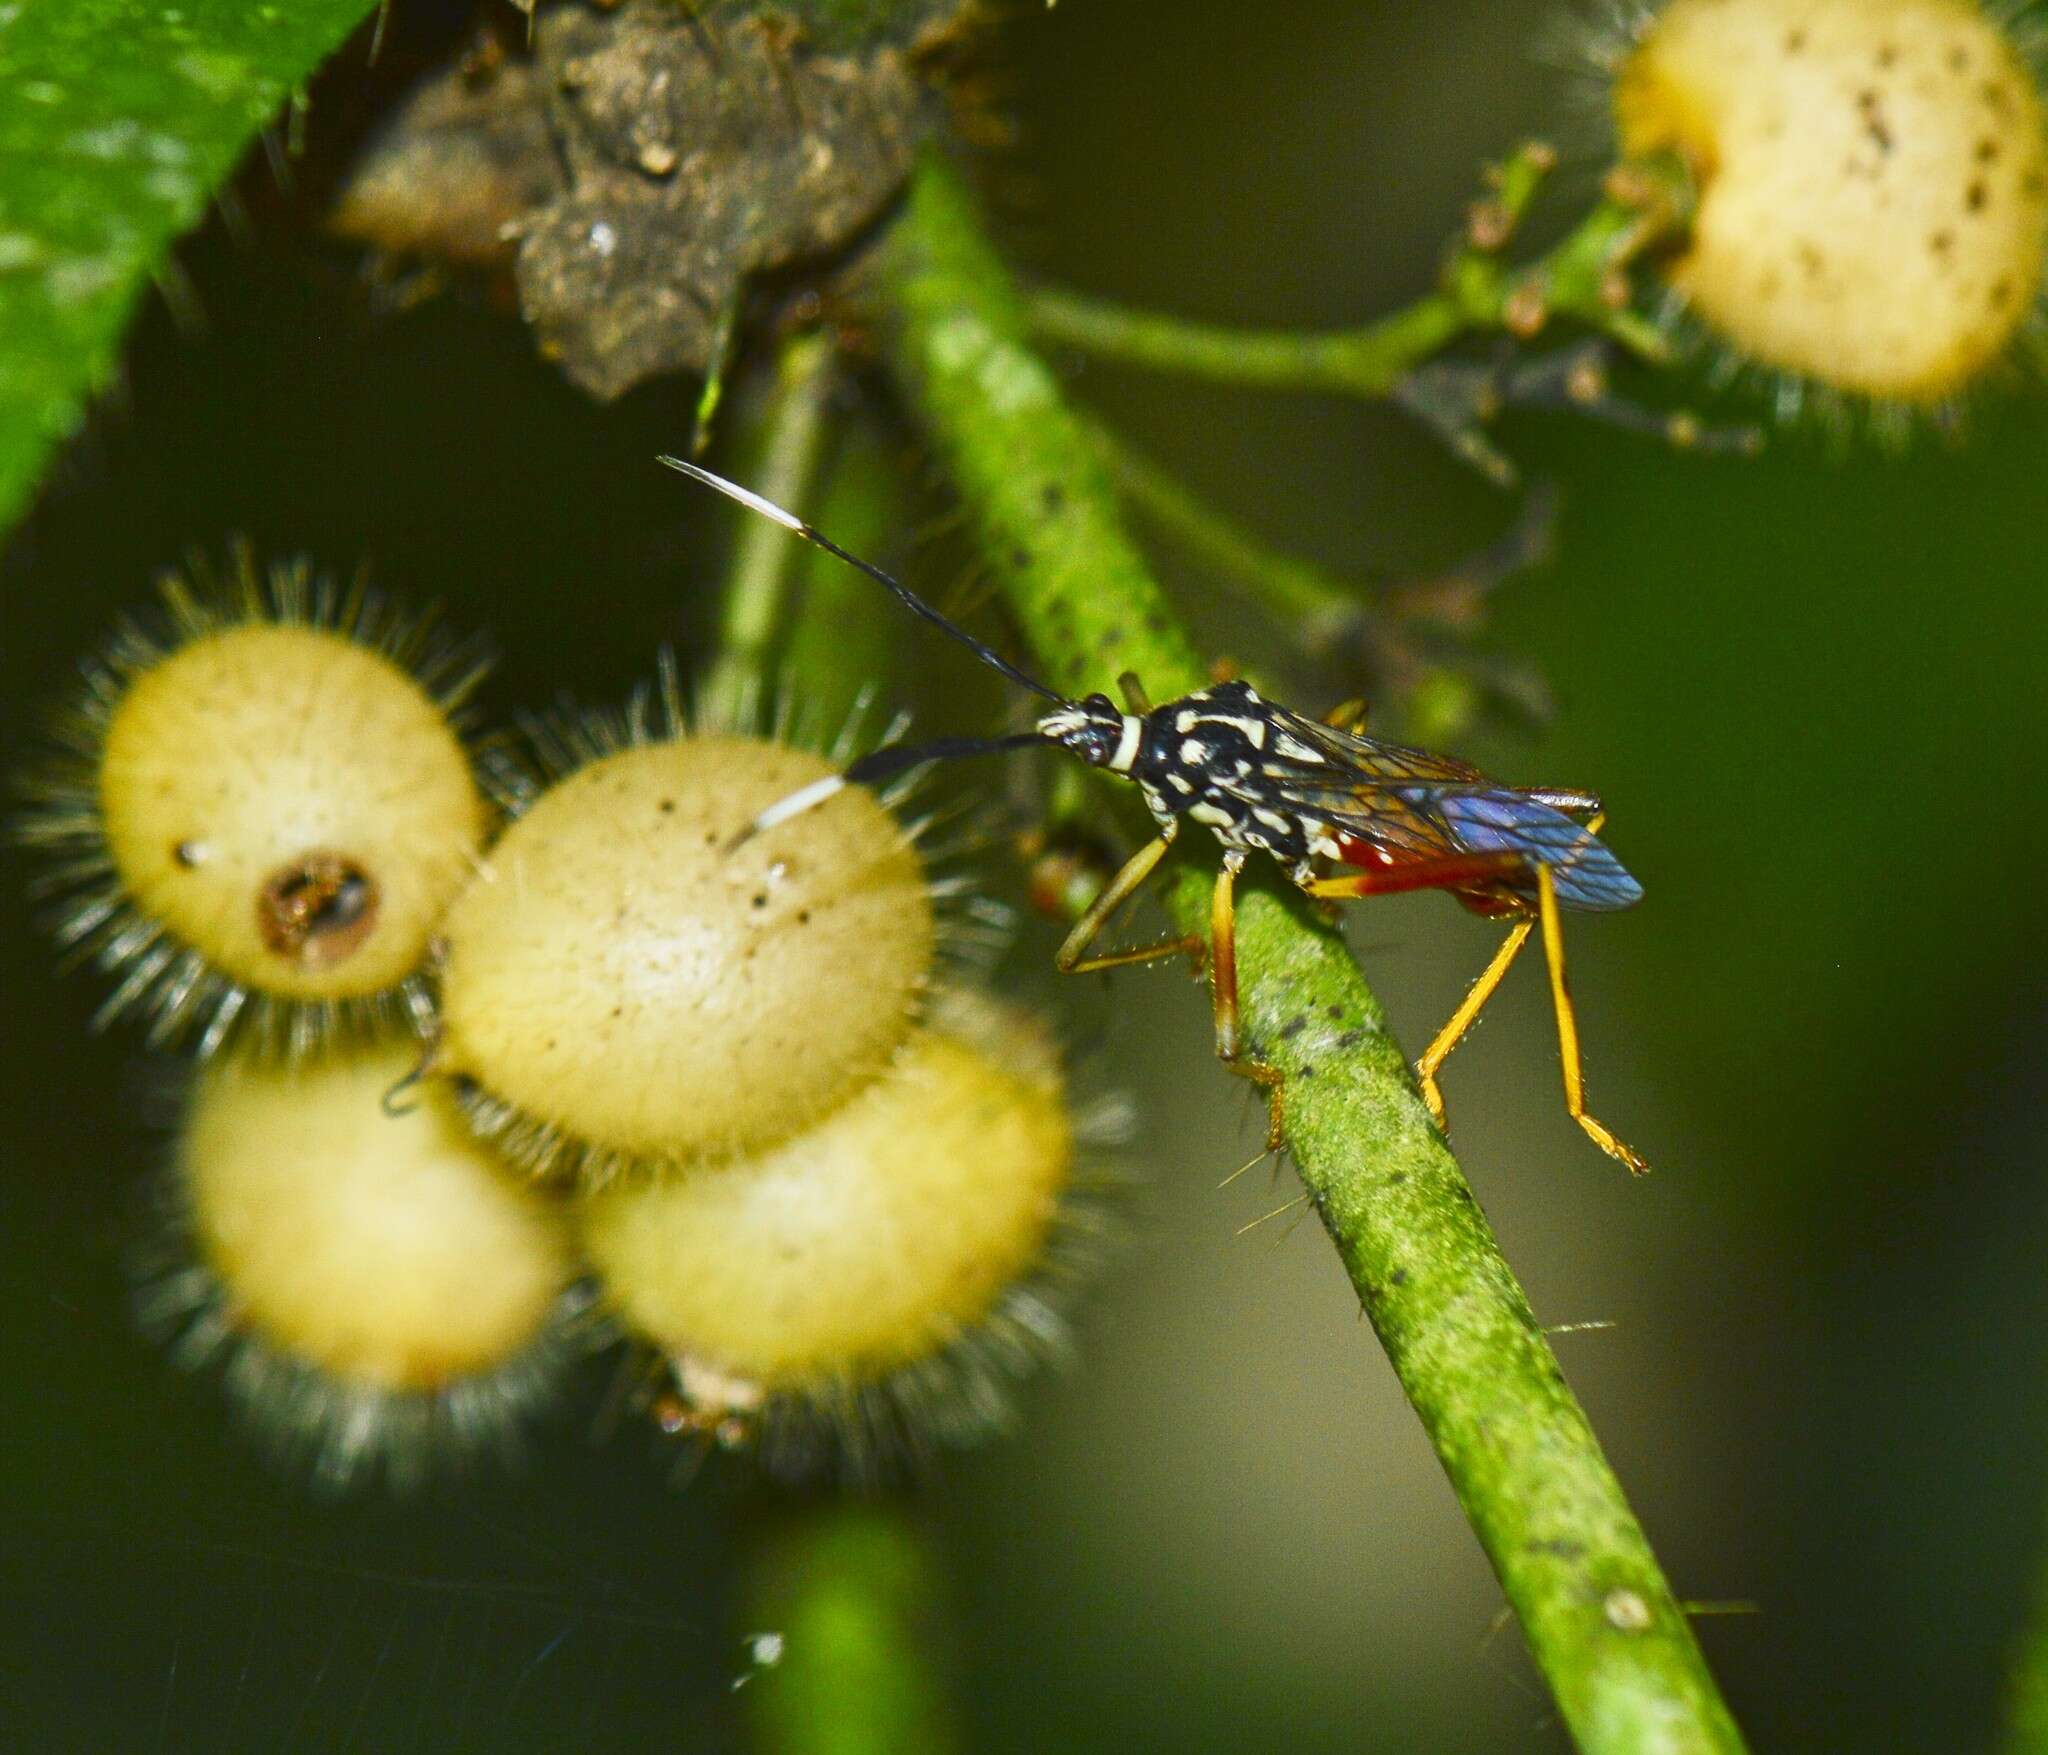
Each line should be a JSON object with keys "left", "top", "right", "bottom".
{"left": 258, "top": 851, "right": 381, "bottom": 967}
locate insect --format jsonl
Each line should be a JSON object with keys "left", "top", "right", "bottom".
{"left": 661, "top": 457, "right": 1649, "bottom": 1175}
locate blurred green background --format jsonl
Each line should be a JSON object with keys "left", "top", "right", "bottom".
{"left": 5, "top": 0, "right": 2048, "bottom": 1748}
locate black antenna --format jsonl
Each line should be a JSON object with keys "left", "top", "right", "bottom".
{"left": 659, "top": 457, "right": 1068, "bottom": 705}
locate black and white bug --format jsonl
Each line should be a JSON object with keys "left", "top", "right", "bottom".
{"left": 663, "top": 457, "right": 1649, "bottom": 1173}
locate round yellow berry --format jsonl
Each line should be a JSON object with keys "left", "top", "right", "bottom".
{"left": 98, "top": 623, "right": 488, "bottom": 1003}
{"left": 1617, "top": 0, "right": 2048, "bottom": 400}
{"left": 579, "top": 992, "right": 1072, "bottom": 1395}
{"left": 179, "top": 1041, "right": 577, "bottom": 1393}
{"left": 436, "top": 734, "right": 936, "bottom": 1174}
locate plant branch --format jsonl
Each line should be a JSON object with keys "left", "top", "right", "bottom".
{"left": 701, "top": 330, "right": 837, "bottom": 724}
{"left": 1080, "top": 413, "right": 1362, "bottom": 627}
{"left": 1025, "top": 153, "right": 1688, "bottom": 401}
{"left": 741, "top": 1500, "right": 958, "bottom": 1755}
{"left": 872, "top": 152, "right": 1746, "bottom": 1754}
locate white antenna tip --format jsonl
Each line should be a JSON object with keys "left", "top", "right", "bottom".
{"left": 658, "top": 455, "right": 806, "bottom": 533}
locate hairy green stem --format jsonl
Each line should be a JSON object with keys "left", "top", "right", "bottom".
{"left": 874, "top": 153, "right": 1744, "bottom": 1755}
{"left": 741, "top": 1501, "right": 959, "bottom": 1755}
{"left": 1026, "top": 162, "right": 1684, "bottom": 398}
{"left": 702, "top": 331, "right": 837, "bottom": 723}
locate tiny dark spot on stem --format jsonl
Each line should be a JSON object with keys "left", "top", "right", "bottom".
{"left": 1011, "top": 545, "right": 1033, "bottom": 571}
{"left": 1968, "top": 178, "right": 1989, "bottom": 212}
{"left": 1333, "top": 1027, "right": 1369, "bottom": 1050}
{"left": 751, "top": 892, "right": 769, "bottom": 908}
{"left": 1388, "top": 1171, "right": 1407, "bottom": 1185}
{"left": 1783, "top": 27, "right": 1805, "bottom": 53}
{"left": 1527, "top": 1537, "right": 1586, "bottom": 1560}
{"left": 1389, "top": 1267, "right": 1409, "bottom": 1287}
{"left": 1040, "top": 482, "right": 1065, "bottom": 514}
{"left": 1325, "top": 1004, "right": 1345, "bottom": 1020}
{"left": 1277, "top": 1014, "right": 1308, "bottom": 1040}
{"left": 660, "top": 798, "right": 676, "bottom": 813}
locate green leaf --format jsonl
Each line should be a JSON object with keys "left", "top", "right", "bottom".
{"left": 0, "top": 0, "right": 373, "bottom": 539}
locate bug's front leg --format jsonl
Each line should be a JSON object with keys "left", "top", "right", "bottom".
{"left": 1208, "top": 851, "right": 1287, "bottom": 1152}
{"left": 1054, "top": 829, "right": 1204, "bottom": 975}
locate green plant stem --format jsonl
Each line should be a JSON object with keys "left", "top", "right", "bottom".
{"left": 0, "top": 0, "right": 376, "bottom": 542}
{"left": 873, "top": 153, "right": 1745, "bottom": 1755}
{"left": 741, "top": 1501, "right": 958, "bottom": 1755}
{"left": 1080, "top": 413, "right": 1362, "bottom": 629}
{"left": 2001, "top": 1526, "right": 2048, "bottom": 1752}
{"left": 701, "top": 331, "right": 837, "bottom": 723}
{"left": 1026, "top": 171, "right": 1683, "bottom": 399}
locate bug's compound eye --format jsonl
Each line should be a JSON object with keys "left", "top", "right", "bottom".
{"left": 578, "top": 986, "right": 1121, "bottom": 1478}
{"left": 135, "top": 1040, "right": 584, "bottom": 1492}
{"left": 15, "top": 552, "right": 492, "bottom": 1056}
{"left": 434, "top": 713, "right": 980, "bottom": 1183}
{"left": 1612, "top": 0, "right": 2048, "bottom": 407}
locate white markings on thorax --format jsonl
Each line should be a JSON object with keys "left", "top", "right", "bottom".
{"left": 1107, "top": 714, "right": 1144, "bottom": 773}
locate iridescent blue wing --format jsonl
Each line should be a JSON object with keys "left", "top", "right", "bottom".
{"left": 1427, "top": 789, "right": 1642, "bottom": 911}
{"left": 1255, "top": 706, "right": 1643, "bottom": 911}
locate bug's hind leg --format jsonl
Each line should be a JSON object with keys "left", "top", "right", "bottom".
{"left": 1208, "top": 853, "right": 1287, "bottom": 1152}
{"left": 1416, "top": 917, "right": 1535, "bottom": 1133}
{"left": 1321, "top": 698, "right": 1371, "bottom": 734}
{"left": 1055, "top": 831, "right": 1203, "bottom": 975}
{"left": 1534, "top": 862, "right": 1650, "bottom": 1176}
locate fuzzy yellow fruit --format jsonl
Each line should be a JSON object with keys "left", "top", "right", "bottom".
{"left": 580, "top": 992, "right": 1072, "bottom": 1399}
{"left": 100, "top": 624, "right": 487, "bottom": 997}
{"left": 437, "top": 734, "right": 936, "bottom": 1175}
{"left": 179, "top": 1042, "right": 576, "bottom": 1394}
{"left": 1617, "top": 0, "right": 2048, "bottom": 400}
{"left": 18, "top": 559, "right": 491, "bottom": 1054}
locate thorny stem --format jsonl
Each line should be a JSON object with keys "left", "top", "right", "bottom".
{"left": 1026, "top": 154, "right": 1688, "bottom": 399}
{"left": 741, "top": 1501, "right": 959, "bottom": 1755}
{"left": 701, "top": 331, "right": 838, "bottom": 724}
{"left": 874, "top": 153, "right": 1746, "bottom": 1755}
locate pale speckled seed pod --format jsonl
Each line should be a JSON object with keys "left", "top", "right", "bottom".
{"left": 1616, "top": 0, "right": 2048, "bottom": 402}
{"left": 137, "top": 1040, "right": 586, "bottom": 1491}
{"left": 16, "top": 551, "right": 492, "bottom": 1058}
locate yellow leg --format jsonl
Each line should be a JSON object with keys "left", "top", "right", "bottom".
{"left": 1536, "top": 863, "right": 1650, "bottom": 1176}
{"left": 1415, "top": 918, "right": 1535, "bottom": 1131}
{"left": 1322, "top": 697, "right": 1370, "bottom": 734}
{"left": 1208, "top": 853, "right": 1286, "bottom": 1150}
{"left": 1117, "top": 671, "right": 1154, "bottom": 714}
{"left": 1056, "top": 832, "right": 1201, "bottom": 974}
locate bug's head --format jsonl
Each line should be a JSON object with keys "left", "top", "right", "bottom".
{"left": 1035, "top": 694, "right": 1131, "bottom": 769}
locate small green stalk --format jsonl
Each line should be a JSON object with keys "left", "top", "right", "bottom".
{"left": 701, "top": 331, "right": 838, "bottom": 724}
{"left": 741, "top": 1501, "right": 959, "bottom": 1755}
{"left": 873, "top": 153, "right": 1745, "bottom": 1755}
{"left": 1026, "top": 157, "right": 1689, "bottom": 397}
